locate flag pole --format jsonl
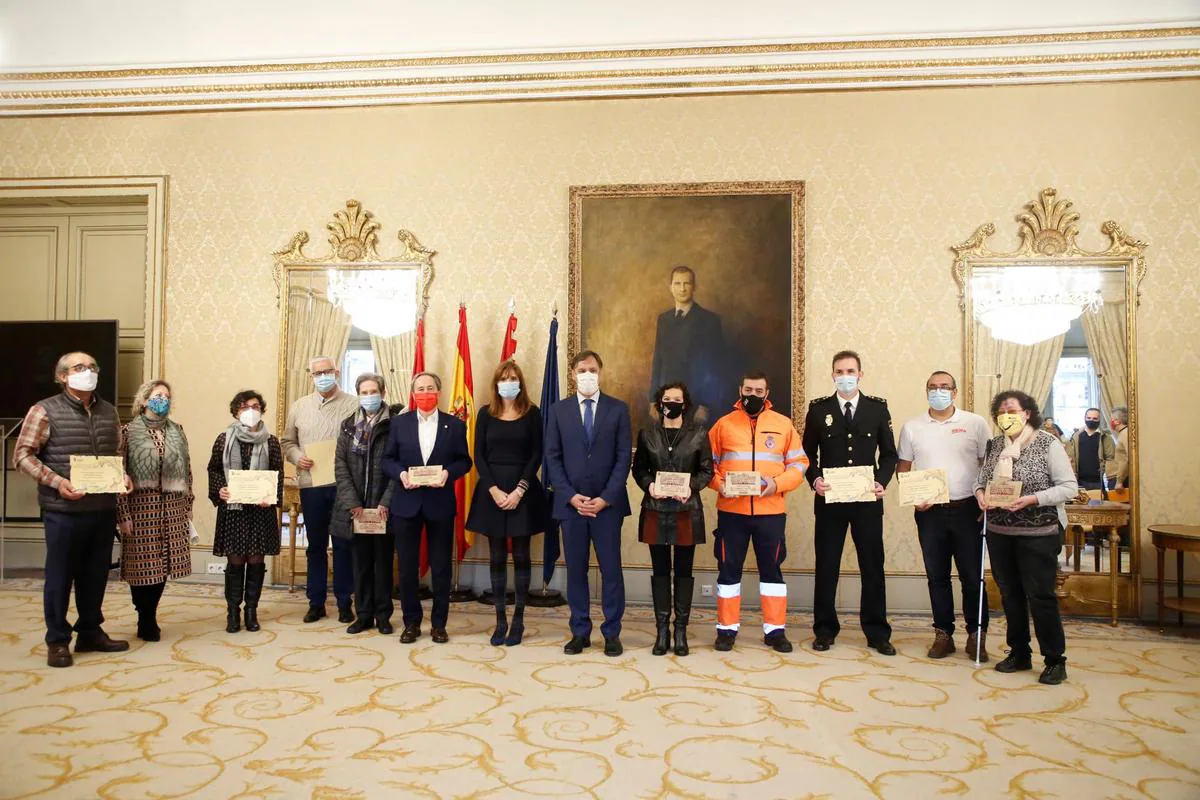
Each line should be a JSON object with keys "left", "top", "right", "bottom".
{"left": 529, "top": 300, "right": 565, "bottom": 608}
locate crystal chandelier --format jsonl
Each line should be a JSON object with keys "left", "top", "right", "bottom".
{"left": 973, "top": 266, "right": 1103, "bottom": 346}
{"left": 326, "top": 269, "right": 419, "bottom": 339}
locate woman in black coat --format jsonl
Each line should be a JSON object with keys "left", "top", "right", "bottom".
{"left": 332, "top": 373, "right": 400, "bottom": 635}
{"left": 632, "top": 382, "right": 714, "bottom": 657}
{"left": 466, "top": 359, "right": 547, "bottom": 647}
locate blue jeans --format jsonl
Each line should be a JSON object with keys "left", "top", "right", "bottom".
{"left": 302, "top": 486, "right": 353, "bottom": 609}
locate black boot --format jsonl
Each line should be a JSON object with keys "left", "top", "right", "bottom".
{"left": 224, "top": 564, "right": 245, "bottom": 633}
{"left": 651, "top": 575, "right": 671, "bottom": 656}
{"left": 673, "top": 576, "right": 694, "bottom": 656}
{"left": 243, "top": 563, "right": 266, "bottom": 632}
{"left": 133, "top": 583, "right": 164, "bottom": 642}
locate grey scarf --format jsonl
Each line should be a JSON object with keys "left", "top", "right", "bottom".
{"left": 222, "top": 420, "right": 271, "bottom": 510}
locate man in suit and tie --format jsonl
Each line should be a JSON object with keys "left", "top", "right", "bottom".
{"left": 648, "top": 266, "right": 728, "bottom": 428}
{"left": 802, "top": 350, "right": 899, "bottom": 656}
{"left": 381, "top": 371, "right": 473, "bottom": 644}
{"left": 544, "top": 350, "right": 633, "bottom": 656}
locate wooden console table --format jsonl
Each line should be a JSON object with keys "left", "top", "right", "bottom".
{"left": 1065, "top": 501, "right": 1130, "bottom": 626}
{"left": 1149, "top": 524, "right": 1200, "bottom": 633}
{"left": 283, "top": 479, "right": 305, "bottom": 592}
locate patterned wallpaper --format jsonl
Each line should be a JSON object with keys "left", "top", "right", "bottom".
{"left": 1, "top": 80, "right": 1197, "bottom": 576}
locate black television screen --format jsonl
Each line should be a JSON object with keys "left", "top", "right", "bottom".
{"left": 0, "top": 320, "right": 120, "bottom": 420}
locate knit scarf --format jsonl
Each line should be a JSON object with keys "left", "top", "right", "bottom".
{"left": 126, "top": 414, "right": 190, "bottom": 493}
{"left": 994, "top": 423, "right": 1036, "bottom": 480}
{"left": 222, "top": 419, "right": 271, "bottom": 510}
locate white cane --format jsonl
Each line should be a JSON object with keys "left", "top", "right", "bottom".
{"left": 974, "top": 508, "right": 988, "bottom": 666}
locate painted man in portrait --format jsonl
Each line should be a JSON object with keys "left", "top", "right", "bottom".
{"left": 648, "top": 265, "right": 728, "bottom": 426}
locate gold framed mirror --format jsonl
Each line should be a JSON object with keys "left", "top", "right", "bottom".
{"left": 953, "top": 188, "right": 1146, "bottom": 621}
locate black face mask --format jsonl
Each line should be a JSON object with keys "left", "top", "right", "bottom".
{"left": 660, "top": 401, "right": 685, "bottom": 419}
{"left": 1085, "top": 419, "right": 1101, "bottom": 430}
{"left": 740, "top": 394, "right": 765, "bottom": 416}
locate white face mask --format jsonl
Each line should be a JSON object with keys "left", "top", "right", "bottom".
{"left": 239, "top": 408, "right": 263, "bottom": 428}
{"left": 576, "top": 372, "right": 599, "bottom": 396}
{"left": 67, "top": 370, "right": 98, "bottom": 392}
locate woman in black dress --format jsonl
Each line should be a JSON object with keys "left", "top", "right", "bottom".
{"left": 632, "top": 383, "right": 714, "bottom": 656}
{"left": 207, "top": 390, "right": 283, "bottom": 634}
{"left": 466, "top": 359, "right": 546, "bottom": 647}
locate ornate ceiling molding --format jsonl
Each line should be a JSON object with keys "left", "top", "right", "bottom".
{"left": 2, "top": 26, "right": 1199, "bottom": 115}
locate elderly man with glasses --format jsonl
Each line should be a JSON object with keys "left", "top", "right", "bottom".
{"left": 13, "top": 352, "right": 131, "bottom": 667}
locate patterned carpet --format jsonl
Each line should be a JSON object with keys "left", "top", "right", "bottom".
{"left": 0, "top": 579, "right": 1197, "bottom": 799}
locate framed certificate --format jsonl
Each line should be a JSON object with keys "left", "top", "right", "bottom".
{"left": 227, "top": 470, "right": 278, "bottom": 505}
{"left": 897, "top": 468, "right": 951, "bottom": 506}
{"left": 409, "top": 465, "right": 443, "bottom": 486}
{"left": 69, "top": 455, "right": 126, "bottom": 494}
{"left": 723, "top": 471, "right": 761, "bottom": 497}
{"left": 984, "top": 478, "right": 1022, "bottom": 507}
{"left": 654, "top": 471, "right": 691, "bottom": 497}
{"left": 823, "top": 465, "right": 876, "bottom": 504}
{"left": 353, "top": 508, "right": 387, "bottom": 534}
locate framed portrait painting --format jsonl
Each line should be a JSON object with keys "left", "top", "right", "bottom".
{"left": 568, "top": 181, "right": 805, "bottom": 437}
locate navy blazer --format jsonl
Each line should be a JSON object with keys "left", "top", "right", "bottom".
{"left": 380, "top": 410, "right": 473, "bottom": 521}
{"left": 544, "top": 392, "right": 632, "bottom": 521}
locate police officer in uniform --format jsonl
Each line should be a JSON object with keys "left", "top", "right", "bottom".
{"left": 802, "top": 350, "right": 898, "bottom": 655}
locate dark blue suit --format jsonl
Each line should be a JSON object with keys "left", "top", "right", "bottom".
{"left": 381, "top": 410, "right": 472, "bottom": 629}
{"left": 544, "top": 392, "right": 631, "bottom": 639}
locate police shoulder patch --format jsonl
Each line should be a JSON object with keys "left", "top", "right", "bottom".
{"left": 864, "top": 394, "right": 887, "bottom": 405}
{"left": 811, "top": 394, "right": 833, "bottom": 406}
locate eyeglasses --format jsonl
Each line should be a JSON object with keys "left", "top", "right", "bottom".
{"left": 67, "top": 364, "right": 99, "bottom": 374}
{"left": 311, "top": 369, "right": 336, "bottom": 378}
{"left": 239, "top": 403, "right": 263, "bottom": 411}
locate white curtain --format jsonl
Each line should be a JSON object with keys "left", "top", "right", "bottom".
{"left": 975, "top": 325, "right": 1066, "bottom": 410}
{"left": 286, "top": 287, "right": 352, "bottom": 409}
{"left": 1081, "top": 303, "right": 1127, "bottom": 416}
{"left": 370, "top": 331, "right": 416, "bottom": 407}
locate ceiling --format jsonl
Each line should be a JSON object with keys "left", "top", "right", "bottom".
{"left": 1, "top": 0, "right": 1198, "bottom": 115}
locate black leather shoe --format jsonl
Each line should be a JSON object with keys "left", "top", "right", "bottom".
{"left": 714, "top": 630, "right": 737, "bottom": 652}
{"left": 563, "top": 635, "right": 591, "bottom": 655}
{"left": 75, "top": 630, "right": 130, "bottom": 653}
{"left": 377, "top": 620, "right": 394, "bottom": 635}
{"left": 338, "top": 607, "right": 355, "bottom": 624}
{"left": 399, "top": 625, "right": 421, "bottom": 643}
{"left": 868, "top": 639, "right": 897, "bottom": 656}
{"left": 431, "top": 628, "right": 449, "bottom": 644}
{"left": 995, "top": 652, "right": 1034, "bottom": 673}
{"left": 303, "top": 606, "right": 326, "bottom": 624}
{"left": 346, "top": 618, "right": 373, "bottom": 634}
{"left": 813, "top": 636, "right": 835, "bottom": 652}
{"left": 47, "top": 642, "right": 73, "bottom": 668}
{"left": 765, "top": 631, "right": 793, "bottom": 653}
{"left": 603, "top": 637, "right": 623, "bottom": 657}
{"left": 1038, "top": 662, "right": 1068, "bottom": 685}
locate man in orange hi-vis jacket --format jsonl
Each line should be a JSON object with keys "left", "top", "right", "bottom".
{"left": 707, "top": 371, "right": 808, "bottom": 653}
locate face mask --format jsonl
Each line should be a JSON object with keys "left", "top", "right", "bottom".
{"left": 740, "top": 394, "right": 765, "bottom": 416}
{"left": 660, "top": 401, "right": 685, "bottom": 419}
{"left": 239, "top": 408, "right": 262, "bottom": 428}
{"left": 834, "top": 375, "right": 858, "bottom": 395}
{"left": 996, "top": 412, "right": 1025, "bottom": 436}
{"left": 147, "top": 396, "right": 171, "bottom": 416}
{"left": 576, "top": 372, "right": 599, "bottom": 396}
{"left": 412, "top": 391, "right": 439, "bottom": 413}
{"left": 1085, "top": 419, "right": 1100, "bottom": 431}
{"left": 497, "top": 380, "right": 521, "bottom": 400}
{"left": 67, "top": 370, "right": 98, "bottom": 392}
{"left": 314, "top": 374, "right": 337, "bottom": 393}
{"left": 360, "top": 394, "right": 382, "bottom": 413}
{"left": 927, "top": 389, "right": 953, "bottom": 411}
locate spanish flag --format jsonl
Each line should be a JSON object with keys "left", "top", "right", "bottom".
{"left": 449, "top": 304, "right": 476, "bottom": 560}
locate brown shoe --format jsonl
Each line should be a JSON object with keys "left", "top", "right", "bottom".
{"left": 431, "top": 628, "right": 449, "bottom": 644}
{"left": 965, "top": 630, "right": 989, "bottom": 662}
{"left": 74, "top": 629, "right": 130, "bottom": 653}
{"left": 399, "top": 625, "right": 421, "bottom": 644}
{"left": 47, "top": 642, "right": 73, "bottom": 668}
{"left": 927, "top": 629, "right": 955, "bottom": 659}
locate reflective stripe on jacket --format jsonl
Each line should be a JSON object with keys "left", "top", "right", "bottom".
{"left": 707, "top": 400, "right": 808, "bottom": 515}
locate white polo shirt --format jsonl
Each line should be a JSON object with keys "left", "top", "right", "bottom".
{"left": 897, "top": 407, "right": 990, "bottom": 500}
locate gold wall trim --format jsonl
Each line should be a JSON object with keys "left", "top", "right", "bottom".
{"left": 3, "top": 26, "right": 1197, "bottom": 81}
{"left": 4, "top": 48, "right": 1198, "bottom": 102}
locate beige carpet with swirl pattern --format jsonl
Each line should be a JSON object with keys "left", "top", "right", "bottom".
{"left": 0, "top": 579, "right": 1197, "bottom": 799}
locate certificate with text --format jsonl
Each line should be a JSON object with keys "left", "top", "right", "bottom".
{"left": 69, "top": 455, "right": 126, "bottom": 494}
{"left": 823, "top": 466, "right": 876, "bottom": 504}
{"left": 227, "top": 470, "right": 278, "bottom": 505}
{"left": 984, "top": 478, "right": 1022, "bottom": 508}
{"left": 723, "top": 471, "right": 761, "bottom": 497}
{"left": 353, "top": 508, "right": 387, "bottom": 534}
{"left": 654, "top": 471, "right": 691, "bottom": 498}
{"left": 897, "top": 469, "right": 951, "bottom": 506}
{"left": 409, "top": 465, "right": 444, "bottom": 486}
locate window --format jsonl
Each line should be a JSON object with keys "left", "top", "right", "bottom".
{"left": 1048, "top": 355, "right": 1101, "bottom": 435}
{"left": 340, "top": 326, "right": 376, "bottom": 392}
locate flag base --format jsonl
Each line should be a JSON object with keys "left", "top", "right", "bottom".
{"left": 476, "top": 589, "right": 515, "bottom": 606}
{"left": 527, "top": 587, "right": 566, "bottom": 608}
{"left": 449, "top": 586, "right": 478, "bottom": 603}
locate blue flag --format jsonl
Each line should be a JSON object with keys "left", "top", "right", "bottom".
{"left": 539, "top": 317, "right": 562, "bottom": 586}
